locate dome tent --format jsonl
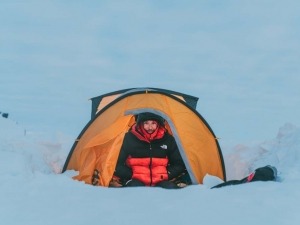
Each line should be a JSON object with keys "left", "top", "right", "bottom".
{"left": 62, "top": 87, "right": 226, "bottom": 187}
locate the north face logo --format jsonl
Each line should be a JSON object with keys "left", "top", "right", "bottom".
{"left": 160, "top": 144, "right": 167, "bottom": 149}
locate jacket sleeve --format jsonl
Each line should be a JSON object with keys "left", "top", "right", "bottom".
{"left": 114, "top": 134, "right": 133, "bottom": 181}
{"left": 166, "top": 135, "right": 186, "bottom": 180}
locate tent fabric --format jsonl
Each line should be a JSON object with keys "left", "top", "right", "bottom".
{"left": 63, "top": 88, "right": 226, "bottom": 187}
{"left": 90, "top": 87, "right": 199, "bottom": 119}
{"left": 72, "top": 115, "right": 135, "bottom": 186}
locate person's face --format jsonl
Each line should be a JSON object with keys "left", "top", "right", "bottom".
{"left": 142, "top": 120, "right": 158, "bottom": 134}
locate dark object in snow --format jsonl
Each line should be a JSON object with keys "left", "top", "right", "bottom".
{"left": 211, "top": 165, "right": 277, "bottom": 189}
{"left": 2, "top": 113, "right": 9, "bottom": 118}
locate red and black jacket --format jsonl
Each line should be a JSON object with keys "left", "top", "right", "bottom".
{"left": 114, "top": 124, "right": 186, "bottom": 186}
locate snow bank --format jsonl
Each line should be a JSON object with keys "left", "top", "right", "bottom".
{"left": 224, "top": 123, "right": 300, "bottom": 182}
{"left": 0, "top": 117, "right": 72, "bottom": 178}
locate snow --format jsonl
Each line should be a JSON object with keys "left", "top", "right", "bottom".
{"left": 1, "top": 116, "right": 300, "bottom": 225}
{"left": 1, "top": 1, "right": 300, "bottom": 224}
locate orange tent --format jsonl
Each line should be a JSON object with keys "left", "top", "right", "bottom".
{"left": 62, "top": 88, "right": 226, "bottom": 186}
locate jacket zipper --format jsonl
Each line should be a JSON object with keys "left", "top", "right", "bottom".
{"left": 149, "top": 143, "right": 153, "bottom": 186}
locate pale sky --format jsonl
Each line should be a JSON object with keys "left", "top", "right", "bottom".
{"left": 1, "top": 0, "right": 300, "bottom": 145}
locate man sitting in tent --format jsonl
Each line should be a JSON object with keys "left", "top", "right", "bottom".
{"left": 110, "top": 112, "right": 188, "bottom": 189}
